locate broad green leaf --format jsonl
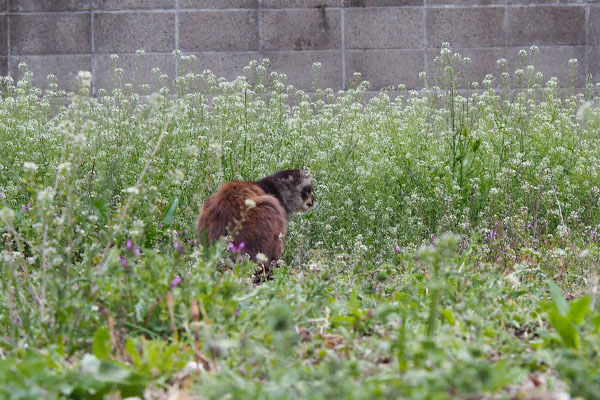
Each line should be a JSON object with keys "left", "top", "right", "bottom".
{"left": 567, "top": 296, "right": 590, "bottom": 325}
{"left": 593, "top": 314, "right": 600, "bottom": 333}
{"left": 160, "top": 197, "right": 179, "bottom": 228}
{"left": 440, "top": 308, "right": 456, "bottom": 326}
{"left": 548, "top": 310, "right": 580, "bottom": 349}
{"left": 548, "top": 281, "right": 569, "bottom": 316}
{"left": 348, "top": 290, "right": 360, "bottom": 314}
{"left": 92, "top": 328, "right": 111, "bottom": 360}
{"left": 125, "top": 338, "right": 141, "bottom": 366}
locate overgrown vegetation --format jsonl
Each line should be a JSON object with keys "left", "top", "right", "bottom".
{"left": 1, "top": 44, "right": 599, "bottom": 399}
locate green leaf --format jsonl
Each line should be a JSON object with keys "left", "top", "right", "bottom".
{"left": 160, "top": 197, "right": 179, "bottom": 228}
{"left": 548, "top": 310, "right": 580, "bottom": 349}
{"left": 593, "top": 314, "right": 600, "bottom": 333}
{"left": 92, "top": 328, "right": 112, "bottom": 360}
{"left": 89, "top": 197, "right": 107, "bottom": 220}
{"left": 486, "top": 360, "right": 526, "bottom": 392}
{"left": 125, "top": 338, "right": 141, "bottom": 366}
{"left": 440, "top": 308, "right": 456, "bottom": 326}
{"left": 78, "top": 354, "right": 147, "bottom": 398}
{"left": 548, "top": 281, "right": 569, "bottom": 316}
{"left": 348, "top": 290, "right": 360, "bottom": 314}
{"left": 567, "top": 296, "right": 590, "bottom": 325}
{"left": 508, "top": 290, "right": 527, "bottom": 299}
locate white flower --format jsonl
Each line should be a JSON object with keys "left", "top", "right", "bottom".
{"left": 256, "top": 253, "right": 268, "bottom": 263}
{"left": 58, "top": 161, "right": 72, "bottom": 173}
{"left": 23, "top": 162, "right": 38, "bottom": 171}
{"left": 576, "top": 101, "right": 593, "bottom": 121}
{"left": 244, "top": 199, "right": 256, "bottom": 209}
{"left": 37, "top": 187, "right": 55, "bottom": 203}
{"left": 77, "top": 70, "right": 92, "bottom": 81}
{"left": 0, "top": 207, "right": 15, "bottom": 222}
{"left": 125, "top": 187, "right": 140, "bottom": 195}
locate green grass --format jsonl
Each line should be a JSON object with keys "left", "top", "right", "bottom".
{"left": 1, "top": 45, "right": 600, "bottom": 399}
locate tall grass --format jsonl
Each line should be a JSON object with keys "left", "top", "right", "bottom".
{"left": 0, "top": 45, "right": 599, "bottom": 398}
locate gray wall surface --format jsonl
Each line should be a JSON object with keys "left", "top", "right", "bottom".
{"left": 1, "top": 0, "right": 599, "bottom": 93}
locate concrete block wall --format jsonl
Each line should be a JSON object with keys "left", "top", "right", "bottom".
{"left": 1, "top": 0, "right": 599, "bottom": 92}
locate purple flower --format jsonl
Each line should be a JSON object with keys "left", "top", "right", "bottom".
{"left": 134, "top": 247, "right": 142, "bottom": 256}
{"left": 183, "top": 229, "right": 189, "bottom": 235}
{"left": 234, "top": 308, "right": 241, "bottom": 317}
{"left": 126, "top": 239, "right": 134, "bottom": 250}
{"left": 394, "top": 245, "right": 401, "bottom": 254}
{"left": 99, "top": 306, "right": 110, "bottom": 316}
{"left": 485, "top": 230, "right": 497, "bottom": 242}
{"left": 21, "top": 203, "right": 32, "bottom": 212}
{"left": 169, "top": 275, "right": 183, "bottom": 290}
{"left": 174, "top": 241, "right": 186, "bottom": 255}
{"left": 228, "top": 241, "right": 245, "bottom": 253}
{"left": 0, "top": 192, "right": 5, "bottom": 199}
{"left": 118, "top": 256, "right": 128, "bottom": 268}
{"left": 591, "top": 229, "right": 597, "bottom": 239}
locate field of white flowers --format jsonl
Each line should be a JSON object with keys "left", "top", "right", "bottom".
{"left": 1, "top": 45, "right": 600, "bottom": 399}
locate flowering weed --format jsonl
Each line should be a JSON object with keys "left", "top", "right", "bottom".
{"left": 0, "top": 47, "right": 599, "bottom": 398}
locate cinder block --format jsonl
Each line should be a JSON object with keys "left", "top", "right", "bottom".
{"left": 94, "top": 53, "right": 176, "bottom": 92}
{"left": 10, "top": 55, "right": 92, "bottom": 90}
{"left": 10, "top": 14, "right": 91, "bottom": 55}
{"left": 507, "top": 0, "right": 557, "bottom": 4}
{"left": 428, "top": 0, "right": 502, "bottom": 5}
{"left": 506, "top": 46, "right": 587, "bottom": 87}
{"left": 426, "top": 47, "right": 505, "bottom": 88}
{"left": 262, "top": 9, "right": 341, "bottom": 51}
{"left": 590, "top": 7, "right": 600, "bottom": 45}
{"left": 345, "top": 7, "right": 423, "bottom": 49}
{"left": 263, "top": 0, "right": 341, "bottom": 7}
{"left": 343, "top": 0, "right": 423, "bottom": 6}
{"left": 10, "top": 0, "right": 90, "bottom": 12}
{"left": 94, "top": 12, "right": 175, "bottom": 53}
{"left": 345, "top": 49, "right": 425, "bottom": 90}
{"left": 427, "top": 7, "right": 505, "bottom": 48}
{"left": 508, "top": 6, "right": 585, "bottom": 46}
{"left": 179, "top": 11, "right": 258, "bottom": 52}
{"left": 0, "top": 16, "right": 7, "bottom": 55}
{"left": 0, "top": 57, "right": 7, "bottom": 76}
{"left": 92, "top": 0, "right": 175, "bottom": 10}
{"left": 261, "top": 50, "right": 342, "bottom": 91}
{"left": 180, "top": 0, "right": 258, "bottom": 8}
{"left": 589, "top": 47, "right": 600, "bottom": 81}
{"left": 180, "top": 52, "right": 260, "bottom": 81}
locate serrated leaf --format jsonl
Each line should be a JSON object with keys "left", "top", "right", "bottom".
{"left": 567, "top": 296, "right": 590, "bottom": 325}
{"left": 548, "top": 281, "right": 569, "bottom": 316}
